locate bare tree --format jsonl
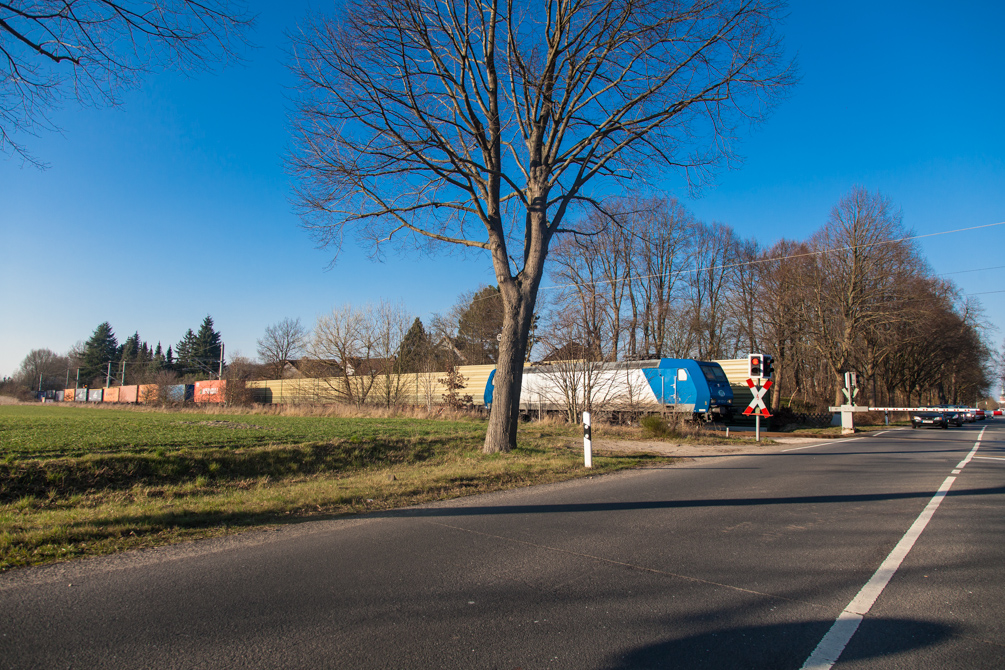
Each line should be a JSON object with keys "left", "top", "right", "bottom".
{"left": 306, "top": 301, "right": 409, "bottom": 407}
{"left": 686, "top": 220, "right": 735, "bottom": 360}
{"left": 548, "top": 231, "right": 610, "bottom": 361}
{"left": 2, "top": 0, "right": 253, "bottom": 165}
{"left": 307, "top": 304, "right": 376, "bottom": 406}
{"left": 15, "top": 348, "right": 69, "bottom": 391}
{"left": 755, "top": 239, "right": 814, "bottom": 410}
{"left": 629, "top": 197, "right": 695, "bottom": 359}
{"left": 725, "top": 236, "right": 762, "bottom": 357}
{"left": 371, "top": 300, "right": 412, "bottom": 407}
{"left": 257, "top": 317, "right": 308, "bottom": 379}
{"left": 807, "top": 187, "right": 922, "bottom": 405}
{"left": 289, "top": 0, "right": 793, "bottom": 452}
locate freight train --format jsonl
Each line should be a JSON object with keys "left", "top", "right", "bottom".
{"left": 45, "top": 358, "right": 740, "bottom": 421}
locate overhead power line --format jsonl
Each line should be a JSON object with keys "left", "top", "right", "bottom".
{"left": 940, "top": 264, "right": 1005, "bottom": 276}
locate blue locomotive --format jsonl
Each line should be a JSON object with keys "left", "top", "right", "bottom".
{"left": 484, "top": 358, "right": 734, "bottom": 421}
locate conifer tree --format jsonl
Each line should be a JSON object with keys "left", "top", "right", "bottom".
{"left": 193, "top": 316, "right": 223, "bottom": 374}
{"left": 174, "top": 329, "right": 198, "bottom": 372}
{"left": 397, "top": 317, "right": 431, "bottom": 373}
{"left": 120, "top": 332, "right": 140, "bottom": 363}
{"left": 455, "top": 287, "right": 503, "bottom": 365}
{"left": 80, "top": 322, "right": 118, "bottom": 384}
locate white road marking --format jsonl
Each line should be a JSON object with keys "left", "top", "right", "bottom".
{"left": 956, "top": 427, "right": 985, "bottom": 468}
{"left": 782, "top": 438, "right": 863, "bottom": 453}
{"left": 973, "top": 456, "right": 1005, "bottom": 462}
{"left": 800, "top": 429, "right": 985, "bottom": 670}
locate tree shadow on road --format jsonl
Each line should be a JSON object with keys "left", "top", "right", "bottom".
{"left": 378, "top": 484, "right": 1005, "bottom": 518}
{"left": 602, "top": 618, "right": 954, "bottom": 669}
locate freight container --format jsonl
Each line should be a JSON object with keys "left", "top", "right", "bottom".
{"left": 119, "top": 385, "right": 138, "bottom": 403}
{"left": 165, "top": 384, "right": 194, "bottom": 402}
{"left": 194, "top": 380, "right": 226, "bottom": 403}
{"left": 87, "top": 389, "right": 104, "bottom": 402}
{"left": 64, "top": 389, "right": 75, "bottom": 402}
{"left": 138, "top": 384, "right": 158, "bottom": 404}
{"left": 103, "top": 387, "right": 120, "bottom": 403}
{"left": 249, "top": 386, "right": 273, "bottom": 403}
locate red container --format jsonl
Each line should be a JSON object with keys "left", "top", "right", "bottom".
{"left": 119, "top": 385, "right": 138, "bottom": 403}
{"left": 194, "top": 380, "right": 226, "bottom": 403}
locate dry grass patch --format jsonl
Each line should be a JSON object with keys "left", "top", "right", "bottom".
{"left": 0, "top": 405, "right": 673, "bottom": 571}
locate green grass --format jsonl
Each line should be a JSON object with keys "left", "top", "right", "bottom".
{"left": 0, "top": 405, "right": 482, "bottom": 457}
{"left": 0, "top": 405, "right": 674, "bottom": 571}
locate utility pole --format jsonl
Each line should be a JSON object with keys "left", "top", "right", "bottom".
{"left": 106, "top": 362, "right": 111, "bottom": 388}
{"left": 219, "top": 343, "right": 225, "bottom": 379}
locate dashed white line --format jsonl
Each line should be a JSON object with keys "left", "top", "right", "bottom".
{"left": 800, "top": 427, "right": 985, "bottom": 670}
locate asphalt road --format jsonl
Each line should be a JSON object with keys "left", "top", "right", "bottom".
{"left": 2, "top": 421, "right": 1003, "bottom": 669}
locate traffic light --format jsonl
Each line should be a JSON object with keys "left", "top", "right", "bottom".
{"left": 748, "top": 353, "right": 762, "bottom": 378}
{"left": 762, "top": 354, "right": 774, "bottom": 379}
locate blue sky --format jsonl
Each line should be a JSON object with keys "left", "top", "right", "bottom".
{"left": 2, "top": 0, "right": 1003, "bottom": 394}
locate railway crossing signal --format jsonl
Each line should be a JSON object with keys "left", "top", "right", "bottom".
{"left": 747, "top": 353, "right": 774, "bottom": 380}
{"left": 744, "top": 377, "right": 772, "bottom": 442}
{"left": 743, "top": 378, "right": 772, "bottom": 417}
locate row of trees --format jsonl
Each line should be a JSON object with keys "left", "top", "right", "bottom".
{"left": 541, "top": 187, "right": 998, "bottom": 411}
{"left": 248, "top": 186, "right": 998, "bottom": 415}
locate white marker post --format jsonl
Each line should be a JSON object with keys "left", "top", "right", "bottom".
{"left": 583, "top": 411, "right": 593, "bottom": 468}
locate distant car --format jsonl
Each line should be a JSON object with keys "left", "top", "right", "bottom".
{"left": 975, "top": 409, "right": 986, "bottom": 421}
{"left": 911, "top": 411, "right": 949, "bottom": 429}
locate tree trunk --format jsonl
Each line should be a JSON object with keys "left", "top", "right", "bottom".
{"left": 484, "top": 283, "right": 538, "bottom": 453}
{"left": 482, "top": 189, "right": 550, "bottom": 453}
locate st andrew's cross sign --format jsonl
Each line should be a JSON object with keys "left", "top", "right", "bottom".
{"left": 743, "top": 378, "right": 772, "bottom": 417}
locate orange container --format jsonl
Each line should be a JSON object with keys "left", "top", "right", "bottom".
{"left": 194, "top": 380, "right": 226, "bottom": 403}
{"left": 64, "top": 388, "right": 76, "bottom": 402}
{"left": 119, "top": 385, "right": 138, "bottom": 403}
{"left": 138, "top": 384, "right": 159, "bottom": 404}
{"left": 103, "top": 387, "right": 120, "bottom": 403}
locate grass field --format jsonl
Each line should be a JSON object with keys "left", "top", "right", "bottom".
{"left": 0, "top": 404, "right": 673, "bottom": 571}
